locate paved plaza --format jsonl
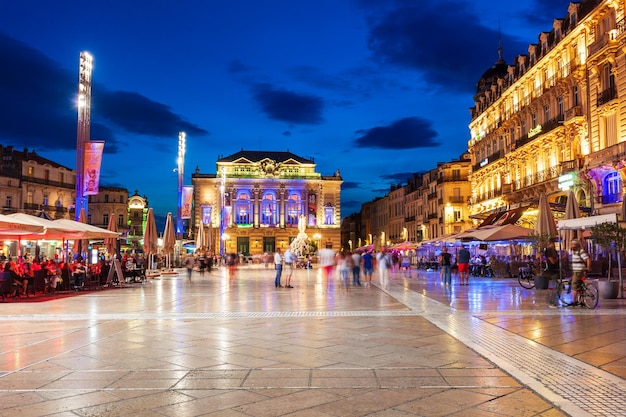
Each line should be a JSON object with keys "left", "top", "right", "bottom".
{"left": 1, "top": 264, "right": 625, "bottom": 416}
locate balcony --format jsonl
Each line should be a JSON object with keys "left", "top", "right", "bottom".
{"left": 597, "top": 86, "right": 617, "bottom": 107}
{"left": 564, "top": 105, "right": 583, "bottom": 123}
{"left": 512, "top": 166, "right": 560, "bottom": 190}
{"left": 560, "top": 159, "right": 583, "bottom": 173}
{"left": 472, "top": 149, "right": 504, "bottom": 172}
{"left": 514, "top": 116, "right": 563, "bottom": 149}
{"left": 22, "top": 176, "right": 75, "bottom": 189}
{"left": 437, "top": 174, "right": 468, "bottom": 184}
{"left": 427, "top": 213, "right": 438, "bottom": 220}
{"left": 587, "top": 142, "right": 626, "bottom": 168}
{"left": 427, "top": 192, "right": 437, "bottom": 200}
{"left": 588, "top": 33, "right": 609, "bottom": 56}
{"left": 470, "top": 188, "right": 502, "bottom": 204}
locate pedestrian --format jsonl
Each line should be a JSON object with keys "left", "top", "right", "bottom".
{"left": 184, "top": 253, "right": 195, "bottom": 283}
{"left": 351, "top": 251, "right": 361, "bottom": 285}
{"left": 568, "top": 238, "right": 590, "bottom": 306}
{"left": 361, "top": 250, "right": 374, "bottom": 287}
{"left": 376, "top": 248, "right": 391, "bottom": 288}
{"left": 318, "top": 246, "right": 337, "bottom": 280}
{"left": 274, "top": 248, "right": 283, "bottom": 288}
{"left": 545, "top": 238, "right": 561, "bottom": 307}
{"left": 458, "top": 245, "right": 471, "bottom": 285}
{"left": 283, "top": 247, "right": 295, "bottom": 288}
{"left": 439, "top": 246, "right": 452, "bottom": 285}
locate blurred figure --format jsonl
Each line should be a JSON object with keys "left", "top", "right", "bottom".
{"left": 318, "top": 246, "right": 337, "bottom": 280}
{"left": 351, "top": 251, "right": 361, "bottom": 285}
{"left": 376, "top": 249, "right": 392, "bottom": 288}
{"left": 458, "top": 245, "right": 471, "bottom": 285}
{"left": 184, "top": 253, "right": 195, "bottom": 283}
{"left": 361, "top": 250, "right": 374, "bottom": 287}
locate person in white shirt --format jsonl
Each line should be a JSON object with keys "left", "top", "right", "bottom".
{"left": 274, "top": 249, "right": 283, "bottom": 288}
{"left": 376, "top": 249, "right": 391, "bottom": 288}
{"left": 283, "top": 248, "right": 295, "bottom": 288}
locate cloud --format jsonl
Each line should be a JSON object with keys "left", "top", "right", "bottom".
{"left": 364, "top": 0, "right": 529, "bottom": 93}
{"left": 95, "top": 91, "right": 208, "bottom": 137}
{"left": 354, "top": 117, "right": 439, "bottom": 149}
{"left": 521, "top": 0, "right": 570, "bottom": 27}
{"left": 381, "top": 172, "right": 414, "bottom": 183}
{"left": 0, "top": 32, "right": 208, "bottom": 153}
{"left": 252, "top": 83, "right": 324, "bottom": 124}
{"left": 342, "top": 181, "right": 361, "bottom": 190}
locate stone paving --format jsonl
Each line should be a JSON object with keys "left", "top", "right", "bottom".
{"left": 0, "top": 264, "right": 624, "bottom": 416}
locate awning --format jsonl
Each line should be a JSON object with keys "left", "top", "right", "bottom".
{"left": 478, "top": 207, "right": 526, "bottom": 228}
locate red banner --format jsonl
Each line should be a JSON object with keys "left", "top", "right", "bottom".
{"left": 181, "top": 186, "right": 194, "bottom": 219}
{"left": 83, "top": 141, "right": 105, "bottom": 196}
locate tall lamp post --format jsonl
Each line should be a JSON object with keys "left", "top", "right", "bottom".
{"left": 176, "top": 132, "right": 186, "bottom": 237}
{"left": 219, "top": 167, "right": 226, "bottom": 256}
{"left": 75, "top": 51, "right": 93, "bottom": 220}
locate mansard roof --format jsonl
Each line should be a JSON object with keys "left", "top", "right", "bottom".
{"left": 217, "top": 150, "right": 314, "bottom": 165}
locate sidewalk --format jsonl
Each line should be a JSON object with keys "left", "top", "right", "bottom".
{"left": 0, "top": 265, "right": 623, "bottom": 416}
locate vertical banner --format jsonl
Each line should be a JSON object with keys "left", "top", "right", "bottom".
{"left": 307, "top": 193, "right": 317, "bottom": 226}
{"left": 181, "top": 186, "right": 193, "bottom": 219}
{"left": 83, "top": 141, "right": 105, "bottom": 195}
{"left": 223, "top": 206, "right": 232, "bottom": 228}
{"left": 201, "top": 205, "right": 212, "bottom": 225}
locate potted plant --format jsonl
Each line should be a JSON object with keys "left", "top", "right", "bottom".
{"left": 529, "top": 231, "right": 553, "bottom": 289}
{"left": 590, "top": 222, "right": 625, "bottom": 299}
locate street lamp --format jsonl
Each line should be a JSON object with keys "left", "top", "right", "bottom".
{"left": 313, "top": 233, "right": 321, "bottom": 252}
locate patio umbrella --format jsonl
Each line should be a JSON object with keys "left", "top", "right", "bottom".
{"left": 0, "top": 213, "right": 45, "bottom": 257}
{"left": 535, "top": 192, "right": 557, "bottom": 238}
{"left": 562, "top": 191, "right": 581, "bottom": 250}
{"left": 463, "top": 224, "right": 532, "bottom": 241}
{"left": 195, "top": 223, "right": 207, "bottom": 251}
{"left": 162, "top": 212, "right": 176, "bottom": 270}
{"left": 142, "top": 208, "right": 159, "bottom": 271}
{"left": 105, "top": 214, "right": 118, "bottom": 258}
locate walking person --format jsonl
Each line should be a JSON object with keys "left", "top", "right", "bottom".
{"left": 283, "top": 247, "right": 295, "bottom": 288}
{"left": 361, "top": 250, "right": 374, "bottom": 287}
{"left": 184, "top": 253, "right": 195, "bottom": 283}
{"left": 274, "top": 248, "right": 283, "bottom": 288}
{"left": 545, "top": 238, "right": 561, "bottom": 307}
{"left": 376, "top": 248, "right": 391, "bottom": 289}
{"left": 351, "top": 251, "right": 362, "bottom": 286}
{"left": 439, "top": 247, "right": 452, "bottom": 285}
{"left": 458, "top": 245, "right": 471, "bottom": 285}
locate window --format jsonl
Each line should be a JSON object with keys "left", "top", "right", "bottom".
{"left": 557, "top": 96, "right": 564, "bottom": 118}
{"left": 573, "top": 85, "right": 580, "bottom": 106}
{"left": 260, "top": 192, "right": 278, "bottom": 226}
{"left": 28, "top": 166, "right": 34, "bottom": 177}
{"left": 43, "top": 193, "right": 49, "bottom": 206}
{"left": 27, "top": 191, "right": 33, "bottom": 204}
{"left": 603, "top": 172, "right": 621, "bottom": 204}
{"left": 118, "top": 214, "right": 124, "bottom": 226}
{"left": 601, "top": 63, "right": 615, "bottom": 91}
{"left": 531, "top": 113, "right": 537, "bottom": 127}
{"left": 324, "top": 205, "right": 335, "bottom": 225}
{"left": 44, "top": 169, "right": 50, "bottom": 182}
{"left": 285, "top": 192, "right": 303, "bottom": 226}
{"left": 452, "top": 169, "right": 460, "bottom": 180}
{"left": 5, "top": 195, "right": 11, "bottom": 208}
{"left": 234, "top": 191, "right": 252, "bottom": 225}
{"left": 88, "top": 214, "right": 92, "bottom": 224}
{"left": 544, "top": 105, "right": 550, "bottom": 123}
{"left": 454, "top": 210, "right": 462, "bottom": 222}
{"left": 56, "top": 199, "right": 62, "bottom": 207}
{"left": 59, "top": 172, "right": 64, "bottom": 183}
{"left": 104, "top": 194, "right": 109, "bottom": 203}
{"left": 103, "top": 214, "right": 109, "bottom": 226}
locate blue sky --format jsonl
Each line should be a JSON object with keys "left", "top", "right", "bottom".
{"left": 0, "top": 0, "right": 569, "bottom": 225}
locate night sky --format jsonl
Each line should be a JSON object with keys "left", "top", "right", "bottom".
{"left": 0, "top": 0, "right": 569, "bottom": 225}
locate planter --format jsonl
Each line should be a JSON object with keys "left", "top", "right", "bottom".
{"left": 599, "top": 280, "right": 619, "bottom": 299}
{"left": 534, "top": 275, "right": 550, "bottom": 290}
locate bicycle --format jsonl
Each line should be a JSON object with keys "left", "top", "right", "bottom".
{"left": 518, "top": 266, "right": 535, "bottom": 289}
{"left": 556, "top": 274, "right": 599, "bottom": 309}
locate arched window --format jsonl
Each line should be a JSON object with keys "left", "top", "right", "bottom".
{"left": 234, "top": 191, "right": 252, "bottom": 225}
{"left": 260, "top": 191, "right": 278, "bottom": 226}
{"left": 285, "top": 192, "right": 303, "bottom": 226}
{"left": 324, "top": 205, "right": 335, "bottom": 225}
{"left": 603, "top": 172, "right": 621, "bottom": 204}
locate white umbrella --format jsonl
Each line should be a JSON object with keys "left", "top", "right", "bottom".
{"left": 195, "top": 224, "right": 207, "bottom": 251}
{"left": 563, "top": 191, "right": 581, "bottom": 251}
{"left": 162, "top": 212, "right": 176, "bottom": 270}
{"left": 535, "top": 192, "right": 557, "bottom": 238}
{"left": 461, "top": 224, "right": 532, "bottom": 241}
{"left": 142, "top": 208, "right": 159, "bottom": 272}
{"left": 105, "top": 214, "right": 118, "bottom": 257}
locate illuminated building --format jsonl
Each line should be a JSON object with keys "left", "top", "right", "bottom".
{"left": 469, "top": 0, "right": 626, "bottom": 222}
{"left": 191, "top": 151, "right": 342, "bottom": 255}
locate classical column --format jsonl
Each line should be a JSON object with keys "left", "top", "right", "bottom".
{"left": 253, "top": 186, "right": 260, "bottom": 227}
{"left": 279, "top": 185, "right": 286, "bottom": 228}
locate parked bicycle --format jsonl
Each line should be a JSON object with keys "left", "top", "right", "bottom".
{"left": 518, "top": 266, "right": 535, "bottom": 289}
{"left": 556, "top": 274, "right": 599, "bottom": 309}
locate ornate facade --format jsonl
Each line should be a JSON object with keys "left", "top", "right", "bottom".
{"left": 192, "top": 151, "right": 342, "bottom": 255}
{"left": 469, "top": 0, "right": 626, "bottom": 223}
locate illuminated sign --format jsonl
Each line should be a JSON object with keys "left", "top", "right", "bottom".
{"left": 480, "top": 158, "right": 489, "bottom": 167}
{"left": 558, "top": 173, "right": 575, "bottom": 190}
{"left": 528, "top": 124, "right": 542, "bottom": 138}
